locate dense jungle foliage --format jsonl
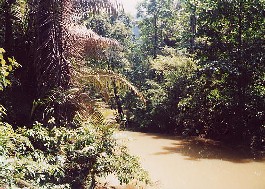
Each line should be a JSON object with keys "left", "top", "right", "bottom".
{"left": 0, "top": 0, "right": 148, "bottom": 188}
{"left": 0, "top": 0, "right": 264, "bottom": 188}
{"left": 124, "top": 0, "right": 265, "bottom": 149}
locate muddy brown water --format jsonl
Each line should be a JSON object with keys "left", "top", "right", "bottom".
{"left": 114, "top": 131, "right": 265, "bottom": 189}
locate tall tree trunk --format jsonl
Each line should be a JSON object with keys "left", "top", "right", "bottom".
{"left": 153, "top": 13, "right": 158, "bottom": 59}
{"left": 4, "top": 0, "right": 14, "bottom": 55}
{"left": 108, "top": 54, "right": 124, "bottom": 121}
{"left": 35, "top": 0, "right": 70, "bottom": 97}
{"left": 189, "top": 3, "right": 196, "bottom": 54}
{"left": 31, "top": 0, "right": 71, "bottom": 124}
{"left": 112, "top": 80, "right": 124, "bottom": 120}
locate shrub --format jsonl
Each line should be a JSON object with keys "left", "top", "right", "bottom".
{"left": 0, "top": 121, "right": 149, "bottom": 189}
{"left": 0, "top": 48, "right": 149, "bottom": 189}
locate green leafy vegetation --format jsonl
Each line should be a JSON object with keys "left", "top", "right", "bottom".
{"left": 0, "top": 0, "right": 264, "bottom": 188}
{"left": 0, "top": 121, "right": 148, "bottom": 188}
{"left": 0, "top": 48, "right": 20, "bottom": 91}
{"left": 124, "top": 0, "right": 264, "bottom": 149}
{"left": 0, "top": 0, "right": 148, "bottom": 188}
{"left": 0, "top": 48, "right": 148, "bottom": 188}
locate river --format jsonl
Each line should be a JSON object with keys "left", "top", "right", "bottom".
{"left": 116, "top": 131, "right": 265, "bottom": 189}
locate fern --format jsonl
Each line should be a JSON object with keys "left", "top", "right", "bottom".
{"left": 72, "top": 65, "right": 146, "bottom": 103}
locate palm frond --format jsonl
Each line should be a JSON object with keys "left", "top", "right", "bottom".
{"left": 72, "top": 66, "right": 146, "bottom": 104}
{"left": 64, "top": 87, "right": 111, "bottom": 125}
{"left": 32, "top": 0, "right": 122, "bottom": 97}
{"left": 65, "top": 24, "right": 120, "bottom": 59}
{"left": 29, "top": 0, "right": 125, "bottom": 123}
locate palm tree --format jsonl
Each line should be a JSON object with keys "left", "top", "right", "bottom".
{"left": 0, "top": 0, "right": 142, "bottom": 125}
{"left": 32, "top": 0, "right": 120, "bottom": 95}
{"left": 29, "top": 0, "right": 141, "bottom": 125}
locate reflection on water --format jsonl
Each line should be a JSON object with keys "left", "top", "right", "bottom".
{"left": 122, "top": 131, "right": 265, "bottom": 189}
{"left": 152, "top": 136, "right": 265, "bottom": 163}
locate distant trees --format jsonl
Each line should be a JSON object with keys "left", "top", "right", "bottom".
{"left": 137, "top": 0, "right": 179, "bottom": 58}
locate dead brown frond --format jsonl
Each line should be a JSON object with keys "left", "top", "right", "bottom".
{"left": 62, "top": 0, "right": 122, "bottom": 59}
{"left": 31, "top": 0, "right": 122, "bottom": 97}
{"left": 30, "top": 0, "right": 123, "bottom": 123}
{"left": 65, "top": 24, "right": 120, "bottom": 59}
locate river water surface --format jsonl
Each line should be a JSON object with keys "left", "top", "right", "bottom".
{"left": 119, "top": 131, "right": 265, "bottom": 189}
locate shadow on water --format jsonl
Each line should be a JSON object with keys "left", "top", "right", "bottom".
{"left": 143, "top": 133, "right": 265, "bottom": 163}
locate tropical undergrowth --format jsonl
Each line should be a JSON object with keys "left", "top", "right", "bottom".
{"left": 0, "top": 49, "right": 149, "bottom": 189}
{"left": 0, "top": 121, "right": 149, "bottom": 189}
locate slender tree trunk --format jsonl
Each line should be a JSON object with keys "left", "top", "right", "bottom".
{"left": 153, "top": 13, "right": 158, "bottom": 59}
{"left": 189, "top": 3, "right": 196, "bottom": 54}
{"left": 112, "top": 80, "right": 124, "bottom": 120}
{"left": 4, "top": 0, "right": 14, "bottom": 55}
{"left": 89, "top": 173, "right": 96, "bottom": 189}
{"left": 108, "top": 53, "right": 124, "bottom": 121}
{"left": 238, "top": 0, "right": 244, "bottom": 109}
